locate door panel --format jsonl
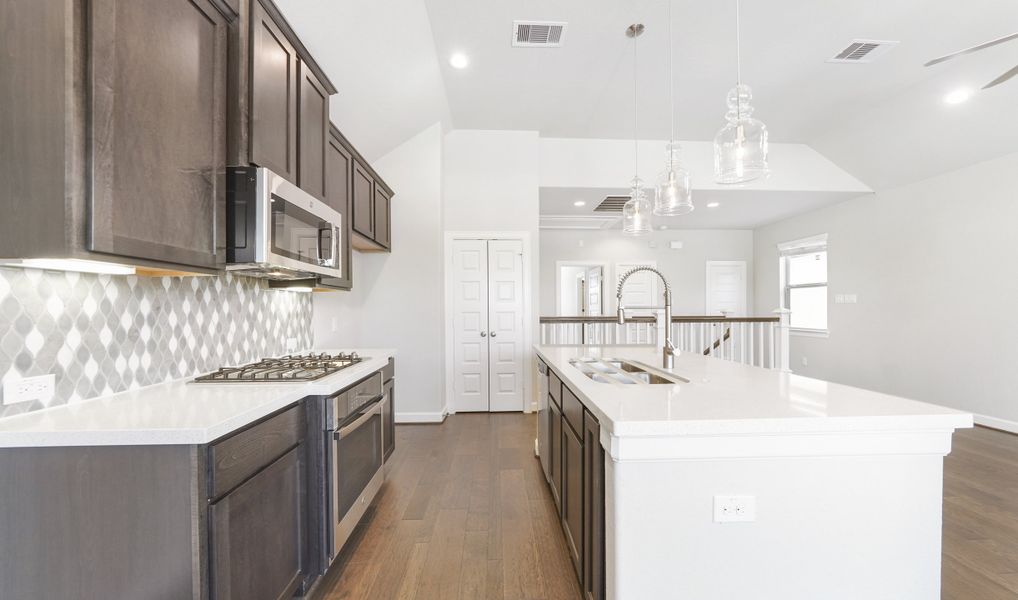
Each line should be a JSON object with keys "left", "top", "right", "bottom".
{"left": 89, "top": 0, "right": 226, "bottom": 269}
{"left": 487, "top": 240, "right": 525, "bottom": 412}
{"left": 297, "top": 62, "right": 328, "bottom": 201}
{"left": 373, "top": 185, "right": 391, "bottom": 248}
{"left": 452, "top": 240, "right": 489, "bottom": 412}
{"left": 250, "top": 0, "right": 297, "bottom": 181}
{"left": 706, "top": 261, "right": 747, "bottom": 316}
{"left": 562, "top": 420, "right": 583, "bottom": 578}
{"left": 352, "top": 162, "right": 374, "bottom": 239}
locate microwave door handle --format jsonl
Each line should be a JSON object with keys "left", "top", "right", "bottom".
{"left": 334, "top": 397, "right": 383, "bottom": 440}
{"left": 316, "top": 225, "right": 325, "bottom": 264}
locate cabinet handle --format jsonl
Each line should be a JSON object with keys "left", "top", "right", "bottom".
{"left": 480, "top": 332, "right": 487, "bottom": 337}
{"left": 490, "top": 332, "right": 497, "bottom": 338}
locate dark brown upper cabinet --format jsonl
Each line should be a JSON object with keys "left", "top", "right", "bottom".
{"left": 352, "top": 161, "right": 375, "bottom": 240}
{"left": 351, "top": 159, "right": 393, "bottom": 253}
{"left": 231, "top": 0, "right": 336, "bottom": 203}
{"left": 318, "top": 125, "right": 354, "bottom": 290}
{"left": 0, "top": 0, "right": 234, "bottom": 274}
{"left": 248, "top": 0, "right": 298, "bottom": 182}
{"left": 90, "top": 0, "right": 229, "bottom": 270}
{"left": 297, "top": 62, "right": 329, "bottom": 201}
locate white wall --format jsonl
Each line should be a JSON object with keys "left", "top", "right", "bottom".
{"left": 443, "top": 130, "right": 541, "bottom": 411}
{"left": 313, "top": 123, "right": 446, "bottom": 422}
{"left": 754, "top": 151, "right": 1018, "bottom": 430}
{"left": 541, "top": 229, "right": 755, "bottom": 316}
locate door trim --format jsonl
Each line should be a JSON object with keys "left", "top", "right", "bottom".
{"left": 444, "top": 231, "right": 533, "bottom": 416}
{"left": 704, "top": 260, "right": 748, "bottom": 316}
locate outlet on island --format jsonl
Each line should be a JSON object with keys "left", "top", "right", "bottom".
{"left": 713, "top": 495, "right": 757, "bottom": 523}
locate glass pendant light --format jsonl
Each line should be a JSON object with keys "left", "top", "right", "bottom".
{"left": 654, "top": 2, "right": 694, "bottom": 216}
{"left": 713, "top": 0, "right": 769, "bottom": 184}
{"left": 623, "top": 24, "right": 652, "bottom": 236}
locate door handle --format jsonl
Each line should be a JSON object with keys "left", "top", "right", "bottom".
{"left": 490, "top": 332, "right": 497, "bottom": 337}
{"left": 480, "top": 332, "right": 487, "bottom": 337}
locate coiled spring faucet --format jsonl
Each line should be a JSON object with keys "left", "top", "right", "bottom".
{"left": 616, "top": 266, "right": 678, "bottom": 369}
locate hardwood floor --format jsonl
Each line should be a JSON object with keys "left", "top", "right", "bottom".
{"left": 942, "top": 426, "right": 1018, "bottom": 599}
{"left": 315, "top": 416, "right": 1018, "bottom": 600}
{"left": 316, "top": 412, "right": 582, "bottom": 600}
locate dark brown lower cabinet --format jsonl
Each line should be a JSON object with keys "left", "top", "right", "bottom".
{"left": 540, "top": 371, "right": 607, "bottom": 599}
{"left": 562, "top": 419, "right": 583, "bottom": 578}
{"left": 383, "top": 378, "right": 396, "bottom": 461}
{"left": 210, "top": 446, "right": 303, "bottom": 600}
{"left": 583, "top": 411, "right": 606, "bottom": 600}
{"left": 550, "top": 399, "right": 563, "bottom": 511}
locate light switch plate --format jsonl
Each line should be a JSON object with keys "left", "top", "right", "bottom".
{"left": 2, "top": 374, "right": 55, "bottom": 406}
{"left": 714, "top": 495, "right": 756, "bottom": 523}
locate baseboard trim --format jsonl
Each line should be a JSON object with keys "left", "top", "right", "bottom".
{"left": 395, "top": 411, "right": 447, "bottom": 424}
{"left": 973, "top": 413, "right": 1018, "bottom": 435}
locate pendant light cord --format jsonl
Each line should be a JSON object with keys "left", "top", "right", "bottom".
{"left": 668, "top": 0, "right": 675, "bottom": 145}
{"left": 633, "top": 29, "right": 639, "bottom": 177}
{"left": 735, "top": 0, "right": 743, "bottom": 120}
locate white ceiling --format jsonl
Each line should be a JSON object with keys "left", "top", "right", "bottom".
{"left": 278, "top": 0, "right": 1018, "bottom": 189}
{"left": 425, "top": 0, "right": 1018, "bottom": 190}
{"left": 540, "top": 187, "right": 859, "bottom": 230}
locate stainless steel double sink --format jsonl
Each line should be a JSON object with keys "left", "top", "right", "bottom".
{"left": 569, "top": 358, "right": 689, "bottom": 385}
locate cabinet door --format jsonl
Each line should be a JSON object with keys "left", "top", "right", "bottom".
{"left": 320, "top": 129, "right": 353, "bottom": 289}
{"left": 297, "top": 62, "right": 328, "bottom": 200}
{"left": 89, "top": 0, "right": 227, "bottom": 269}
{"left": 249, "top": 0, "right": 298, "bottom": 182}
{"left": 550, "top": 400, "right": 563, "bottom": 512}
{"left": 352, "top": 161, "right": 375, "bottom": 239}
{"left": 583, "top": 411, "right": 606, "bottom": 600}
{"left": 210, "top": 446, "right": 303, "bottom": 600}
{"left": 373, "top": 184, "right": 391, "bottom": 248}
{"left": 562, "top": 420, "right": 583, "bottom": 579}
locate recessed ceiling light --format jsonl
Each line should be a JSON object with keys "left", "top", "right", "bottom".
{"left": 573, "top": 200, "right": 586, "bottom": 207}
{"left": 943, "top": 88, "right": 972, "bottom": 105}
{"left": 706, "top": 202, "right": 721, "bottom": 208}
{"left": 449, "top": 53, "right": 469, "bottom": 69}
{"left": 659, "top": 225, "right": 668, "bottom": 230}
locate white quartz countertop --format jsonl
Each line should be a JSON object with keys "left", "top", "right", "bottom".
{"left": 536, "top": 345, "right": 973, "bottom": 439}
{"left": 0, "top": 349, "right": 395, "bottom": 448}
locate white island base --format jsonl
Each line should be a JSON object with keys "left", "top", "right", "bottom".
{"left": 535, "top": 345, "right": 972, "bottom": 600}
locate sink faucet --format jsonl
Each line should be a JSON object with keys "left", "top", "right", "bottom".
{"left": 616, "top": 266, "right": 677, "bottom": 369}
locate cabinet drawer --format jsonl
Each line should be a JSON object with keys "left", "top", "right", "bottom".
{"left": 549, "top": 370, "right": 562, "bottom": 408}
{"left": 382, "top": 357, "right": 395, "bottom": 382}
{"left": 209, "top": 404, "right": 303, "bottom": 499}
{"left": 562, "top": 385, "right": 584, "bottom": 435}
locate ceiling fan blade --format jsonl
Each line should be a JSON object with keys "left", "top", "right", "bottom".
{"left": 983, "top": 64, "right": 1018, "bottom": 89}
{"left": 924, "top": 32, "right": 1018, "bottom": 67}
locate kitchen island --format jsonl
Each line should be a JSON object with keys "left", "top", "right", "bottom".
{"left": 535, "top": 344, "right": 972, "bottom": 600}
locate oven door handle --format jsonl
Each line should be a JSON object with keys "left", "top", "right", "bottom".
{"left": 334, "top": 397, "right": 383, "bottom": 440}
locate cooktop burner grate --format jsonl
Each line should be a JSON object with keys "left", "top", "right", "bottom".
{"left": 193, "top": 352, "right": 364, "bottom": 383}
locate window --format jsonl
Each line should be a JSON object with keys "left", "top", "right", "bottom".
{"left": 779, "top": 235, "right": 828, "bottom": 332}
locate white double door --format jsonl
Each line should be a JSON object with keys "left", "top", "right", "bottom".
{"left": 452, "top": 239, "right": 525, "bottom": 412}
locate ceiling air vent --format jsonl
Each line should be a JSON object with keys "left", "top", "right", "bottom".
{"left": 512, "top": 21, "right": 567, "bottom": 48}
{"left": 826, "top": 39, "right": 899, "bottom": 64}
{"left": 594, "top": 195, "right": 631, "bottom": 213}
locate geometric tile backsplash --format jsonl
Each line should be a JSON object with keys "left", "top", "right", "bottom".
{"left": 0, "top": 267, "right": 313, "bottom": 419}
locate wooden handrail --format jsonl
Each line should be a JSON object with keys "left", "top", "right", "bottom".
{"left": 539, "top": 315, "right": 780, "bottom": 324}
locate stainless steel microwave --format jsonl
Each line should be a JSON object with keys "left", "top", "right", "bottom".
{"left": 226, "top": 167, "right": 343, "bottom": 281}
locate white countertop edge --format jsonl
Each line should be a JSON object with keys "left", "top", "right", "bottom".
{"left": 0, "top": 348, "right": 396, "bottom": 448}
{"left": 534, "top": 345, "right": 974, "bottom": 446}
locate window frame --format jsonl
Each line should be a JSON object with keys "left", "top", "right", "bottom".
{"left": 778, "top": 236, "right": 829, "bottom": 335}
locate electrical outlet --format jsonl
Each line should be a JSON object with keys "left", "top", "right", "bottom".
{"left": 835, "top": 294, "right": 845, "bottom": 304}
{"left": 2, "top": 374, "right": 55, "bottom": 406}
{"left": 801, "top": 356, "right": 808, "bottom": 367}
{"left": 330, "top": 317, "right": 338, "bottom": 333}
{"left": 714, "top": 495, "right": 756, "bottom": 523}
{"left": 846, "top": 294, "right": 858, "bottom": 304}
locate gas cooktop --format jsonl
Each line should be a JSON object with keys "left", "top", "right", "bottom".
{"left": 193, "top": 352, "right": 364, "bottom": 383}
